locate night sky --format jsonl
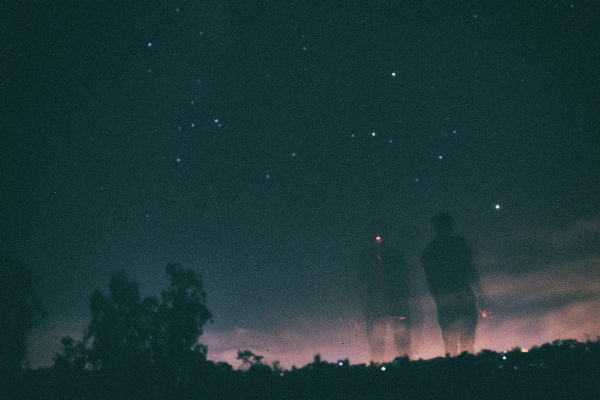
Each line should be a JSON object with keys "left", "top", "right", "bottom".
{"left": 2, "top": 2, "right": 600, "bottom": 369}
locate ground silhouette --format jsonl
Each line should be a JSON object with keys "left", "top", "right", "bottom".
{"left": 3, "top": 338, "right": 600, "bottom": 399}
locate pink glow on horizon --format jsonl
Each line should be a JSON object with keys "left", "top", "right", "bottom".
{"left": 204, "top": 262, "right": 600, "bottom": 369}
{"left": 204, "top": 297, "right": 600, "bottom": 370}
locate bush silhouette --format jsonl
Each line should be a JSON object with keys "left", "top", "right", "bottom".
{"left": 0, "top": 254, "right": 44, "bottom": 373}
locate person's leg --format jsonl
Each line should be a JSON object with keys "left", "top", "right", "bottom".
{"left": 390, "top": 318, "right": 411, "bottom": 358}
{"left": 458, "top": 308, "right": 478, "bottom": 354}
{"left": 441, "top": 323, "right": 460, "bottom": 357}
{"left": 366, "top": 317, "right": 387, "bottom": 362}
{"left": 436, "top": 295, "right": 460, "bottom": 357}
{"left": 452, "top": 292, "right": 478, "bottom": 355}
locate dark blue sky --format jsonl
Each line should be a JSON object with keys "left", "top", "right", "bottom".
{"left": 2, "top": 1, "right": 599, "bottom": 368}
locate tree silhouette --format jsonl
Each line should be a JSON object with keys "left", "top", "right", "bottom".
{"left": 237, "top": 350, "right": 264, "bottom": 370}
{"left": 84, "top": 269, "right": 151, "bottom": 371}
{"left": 0, "top": 254, "right": 44, "bottom": 373}
{"left": 151, "top": 262, "right": 213, "bottom": 391}
{"left": 53, "top": 336, "right": 89, "bottom": 372}
{"left": 156, "top": 263, "right": 212, "bottom": 366}
{"left": 56, "top": 263, "right": 212, "bottom": 387}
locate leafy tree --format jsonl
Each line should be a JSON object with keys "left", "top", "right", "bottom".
{"left": 237, "top": 350, "right": 265, "bottom": 370}
{"left": 57, "top": 263, "right": 212, "bottom": 381}
{"left": 152, "top": 263, "right": 212, "bottom": 393}
{"left": 52, "top": 336, "right": 89, "bottom": 372}
{"left": 85, "top": 269, "right": 151, "bottom": 371}
{"left": 154, "top": 263, "right": 212, "bottom": 369}
{"left": 0, "top": 254, "right": 44, "bottom": 373}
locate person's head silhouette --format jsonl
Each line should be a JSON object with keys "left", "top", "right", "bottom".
{"left": 369, "top": 220, "right": 387, "bottom": 247}
{"left": 431, "top": 212, "right": 454, "bottom": 236}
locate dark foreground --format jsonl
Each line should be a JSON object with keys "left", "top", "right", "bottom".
{"left": 3, "top": 339, "right": 600, "bottom": 400}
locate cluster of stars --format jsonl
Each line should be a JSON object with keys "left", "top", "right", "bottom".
{"left": 150, "top": 27, "right": 494, "bottom": 219}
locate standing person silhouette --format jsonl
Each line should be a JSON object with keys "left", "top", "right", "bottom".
{"left": 358, "top": 220, "right": 411, "bottom": 362}
{"left": 421, "top": 212, "right": 485, "bottom": 357}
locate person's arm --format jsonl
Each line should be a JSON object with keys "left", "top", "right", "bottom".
{"left": 465, "top": 241, "right": 491, "bottom": 317}
{"left": 470, "top": 267, "right": 493, "bottom": 317}
{"left": 472, "top": 277, "right": 485, "bottom": 303}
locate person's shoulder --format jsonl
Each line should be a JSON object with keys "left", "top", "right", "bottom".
{"left": 359, "top": 247, "right": 372, "bottom": 260}
{"left": 386, "top": 244, "right": 402, "bottom": 253}
{"left": 387, "top": 244, "right": 407, "bottom": 255}
{"left": 450, "top": 235, "right": 470, "bottom": 247}
{"left": 421, "top": 240, "right": 440, "bottom": 263}
{"left": 423, "top": 238, "right": 442, "bottom": 252}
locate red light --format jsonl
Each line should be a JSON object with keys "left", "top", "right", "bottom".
{"left": 375, "top": 235, "right": 382, "bottom": 243}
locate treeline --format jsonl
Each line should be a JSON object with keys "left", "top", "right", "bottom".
{"left": 3, "top": 339, "right": 600, "bottom": 399}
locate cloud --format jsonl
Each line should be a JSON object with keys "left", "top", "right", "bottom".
{"left": 545, "top": 218, "right": 600, "bottom": 248}
{"left": 475, "top": 216, "right": 600, "bottom": 274}
{"left": 511, "top": 217, "right": 600, "bottom": 266}
{"left": 476, "top": 298, "right": 600, "bottom": 353}
{"left": 477, "top": 255, "right": 600, "bottom": 350}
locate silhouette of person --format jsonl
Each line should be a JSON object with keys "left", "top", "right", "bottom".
{"left": 358, "top": 220, "right": 411, "bottom": 362}
{"left": 421, "top": 212, "right": 484, "bottom": 357}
